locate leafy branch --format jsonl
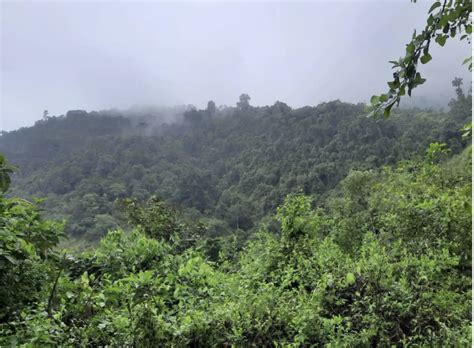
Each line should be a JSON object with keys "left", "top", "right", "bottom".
{"left": 369, "top": 0, "right": 472, "bottom": 118}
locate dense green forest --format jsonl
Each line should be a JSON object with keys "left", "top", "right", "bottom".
{"left": 1, "top": 0, "right": 472, "bottom": 344}
{"left": 0, "top": 86, "right": 470, "bottom": 245}
{"left": 0, "top": 77, "right": 472, "bottom": 345}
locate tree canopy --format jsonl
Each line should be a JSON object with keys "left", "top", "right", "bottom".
{"left": 0, "top": 88, "right": 469, "bottom": 243}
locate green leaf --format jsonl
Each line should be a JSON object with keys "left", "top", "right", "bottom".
{"left": 442, "top": 23, "right": 450, "bottom": 33}
{"left": 448, "top": 9, "right": 459, "bottom": 21}
{"left": 399, "top": 85, "right": 406, "bottom": 96}
{"left": 345, "top": 272, "right": 356, "bottom": 285}
{"left": 428, "top": 1, "right": 441, "bottom": 13}
{"left": 414, "top": 72, "right": 422, "bottom": 81}
{"left": 461, "top": 123, "right": 472, "bottom": 139}
{"left": 440, "top": 15, "right": 450, "bottom": 28}
{"left": 466, "top": 24, "right": 472, "bottom": 34}
{"left": 420, "top": 53, "right": 432, "bottom": 64}
{"left": 387, "top": 81, "right": 398, "bottom": 89}
{"left": 66, "top": 291, "right": 75, "bottom": 299}
{"left": 370, "top": 95, "right": 380, "bottom": 105}
{"left": 450, "top": 27, "right": 456, "bottom": 37}
{"left": 406, "top": 43, "right": 416, "bottom": 55}
{"left": 383, "top": 103, "right": 394, "bottom": 118}
{"left": 435, "top": 35, "right": 447, "bottom": 47}
{"left": 427, "top": 14, "right": 435, "bottom": 26}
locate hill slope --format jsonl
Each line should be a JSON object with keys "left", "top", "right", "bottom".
{"left": 0, "top": 96, "right": 469, "bottom": 240}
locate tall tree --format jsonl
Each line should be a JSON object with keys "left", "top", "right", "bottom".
{"left": 237, "top": 93, "right": 251, "bottom": 111}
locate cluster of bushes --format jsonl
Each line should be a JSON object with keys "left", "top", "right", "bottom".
{"left": 1, "top": 144, "right": 471, "bottom": 346}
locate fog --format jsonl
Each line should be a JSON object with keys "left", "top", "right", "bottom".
{"left": 1, "top": 0, "right": 471, "bottom": 131}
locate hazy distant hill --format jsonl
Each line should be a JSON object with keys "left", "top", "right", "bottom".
{"left": 399, "top": 93, "right": 451, "bottom": 110}
{"left": 0, "top": 94, "right": 469, "bottom": 241}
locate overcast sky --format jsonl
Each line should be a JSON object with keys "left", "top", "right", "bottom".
{"left": 1, "top": 0, "right": 471, "bottom": 131}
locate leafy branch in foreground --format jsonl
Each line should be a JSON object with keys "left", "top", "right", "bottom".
{"left": 370, "top": 0, "right": 472, "bottom": 118}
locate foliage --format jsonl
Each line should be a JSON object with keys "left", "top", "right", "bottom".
{"left": 0, "top": 88, "right": 469, "bottom": 242}
{"left": 370, "top": 0, "right": 472, "bottom": 117}
{"left": 0, "top": 154, "right": 15, "bottom": 193}
{"left": 0, "top": 141, "right": 471, "bottom": 345}
{"left": 0, "top": 157, "right": 64, "bottom": 324}
{"left": 0, "top": 71, "right": 471, "bottom": 344}
{"left": 118, "top": 196, "right": 206, "bottom": 251}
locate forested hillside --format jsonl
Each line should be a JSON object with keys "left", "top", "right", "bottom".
{"left": 0, "top": 133, "right": 471, "bottom": 346}
{"left": 0, "top": 85, "right": 471, "bottom": 345}
{"left": 1, "top": 0, "right": 472, "bottom": 344}
{"left": 0, "top": 86, "right": 470, "bottom": 243}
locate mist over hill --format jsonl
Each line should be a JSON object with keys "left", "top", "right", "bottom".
{"left": 0, "top": 89, "right": 470, "bottom": 242}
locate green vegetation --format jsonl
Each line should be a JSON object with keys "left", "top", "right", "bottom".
{"left": 0, "top": 139, "right": 471, "bottom": 345}
{"left": 370, "top": 0, "right": 472, "bottom": 117}
{"left": 0, "top": 83, "right": 470, "bottom": 245}
{"left": 1, "top": 0, "right": 471, "bottom": 344}
{"left": 0, "top": 81, "right": 471, "bottom": 344}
